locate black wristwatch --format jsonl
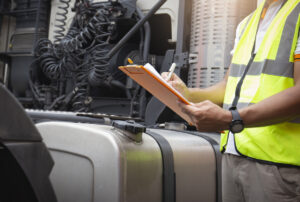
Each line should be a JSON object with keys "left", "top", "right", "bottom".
{"left": 229, "top": 108, "right": 244, "bottom": 133}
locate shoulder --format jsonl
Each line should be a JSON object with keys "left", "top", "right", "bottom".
{"left": 231, "top": 13, "right": 254, "bottom": 55}
{"left": 237, "top": 13, "right": 254, "bottom": 38}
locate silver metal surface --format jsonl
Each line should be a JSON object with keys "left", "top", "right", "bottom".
{"left": 37, "top": 122, "right": 217, "bottom": 202}
{"left": 4, "top": 63, "right": 9, "bottom": 87}
{"left": 150, "top": 129, "right": 216, "bottom": 202}
{"left": 164, "top": 122, "right": 187, "bottom": 131}
{"left": 37, "top": 122, "right": 162, "bottom": 202}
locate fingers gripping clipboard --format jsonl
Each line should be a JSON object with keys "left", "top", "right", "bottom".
{"left": 119, "top": 63, "right": 193, "bottom": 124}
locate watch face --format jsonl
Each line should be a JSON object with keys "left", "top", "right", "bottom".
{"left": 232, "top": 123, "right": 244, "bottom": 133}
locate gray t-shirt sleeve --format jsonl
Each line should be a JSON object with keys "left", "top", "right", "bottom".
{"left": 230, "top": 22, "right": 242, "bottom": 56}
{"left": 295, "top": 34, "right": 300, "bottom": 55}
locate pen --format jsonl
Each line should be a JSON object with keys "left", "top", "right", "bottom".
{"left": 127, "top": 58, "right": 134, "bottom": 64}
{"left": 166, "top": 63, "right": 176, "bottom": 81}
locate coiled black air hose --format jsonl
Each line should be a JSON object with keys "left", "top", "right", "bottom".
{"left": 88, "top": 0, "right": 166, "bottom": 86}
{"left": 35, "top": 39, "right": 61, "bottom": 80}
{"left": 54, "top": 0, "right": 71, "bottom": 44}
{"left": 60, "top": 9, "right": 111, "bottom": 53}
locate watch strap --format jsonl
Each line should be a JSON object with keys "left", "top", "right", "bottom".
{"left": 231, "top": 109, "right": 242, "bottom": 121}
{"left": 229, "top": 108, "right": 244, "bottom": 133}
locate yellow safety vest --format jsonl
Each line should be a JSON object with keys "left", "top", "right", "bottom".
{"left": 221, "top": 0, "right": 300, "bottom": 166}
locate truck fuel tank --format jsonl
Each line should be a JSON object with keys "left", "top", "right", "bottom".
{"left": 36, "top": 121, "right": 220, "bottom": 202}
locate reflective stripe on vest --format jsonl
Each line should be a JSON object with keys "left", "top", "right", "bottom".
{"left": 221, "top": 0, "right": 300, "bottom": 166}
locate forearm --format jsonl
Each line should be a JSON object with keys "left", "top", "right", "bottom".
{"left": 239, "top": 86, "right": 300, "bottom": 127}
{"left": 162, "top": 68, "right": 229, "bottom": 106}
{"left": 186, "top": 80, "right": 227, "bottom": 105}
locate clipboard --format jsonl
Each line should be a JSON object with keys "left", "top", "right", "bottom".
{"left": 119, "top": 63, "right": 193, "bottom": 124}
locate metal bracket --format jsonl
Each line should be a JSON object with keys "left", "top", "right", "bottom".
{"left": 174, "top": 52, "right": 189, "bottom": 69}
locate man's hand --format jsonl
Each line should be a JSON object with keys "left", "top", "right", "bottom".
{"left": 161, "top": 72, "right": 190, "bottom": 99}
{"left": 178, "top": 100, "right": 232, "bottom": 132}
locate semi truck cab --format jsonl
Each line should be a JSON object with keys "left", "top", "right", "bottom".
{"left": 0, "top": 0, "right": 257, "bottom": 201}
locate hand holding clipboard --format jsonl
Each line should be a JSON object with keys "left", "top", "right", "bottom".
{"left": 119, "top": 63, "right": 193, "bottom": 124}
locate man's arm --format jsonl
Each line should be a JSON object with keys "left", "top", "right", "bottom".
{"left": 161, "top": 70, "right": 229, "bottom": 106}
{"left": 240, "top": 61, "right": 300, "bottom": 127}
{"left": 187, "top": 71, "right": 228, "bottom": 105}
{"left": 178, "top": 61, "right": 300, "bottom": 131}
